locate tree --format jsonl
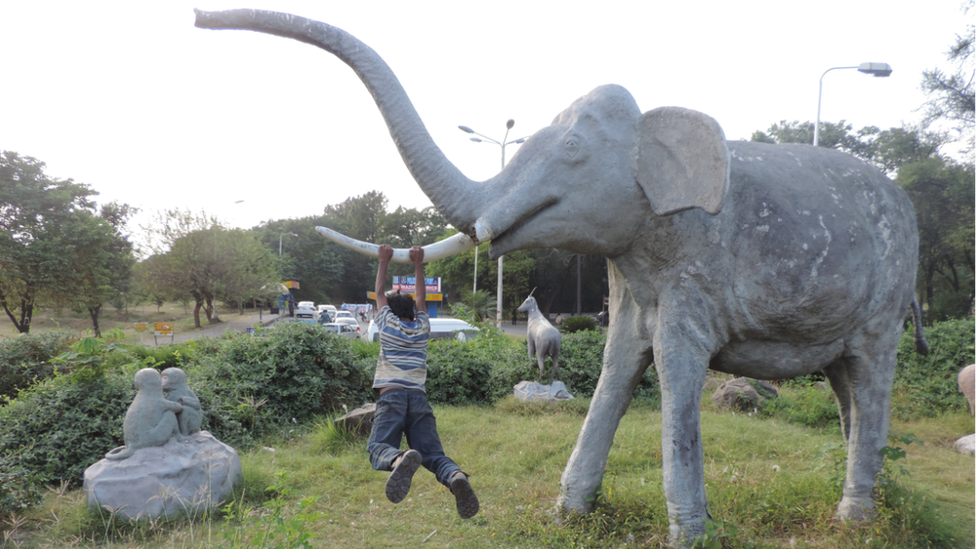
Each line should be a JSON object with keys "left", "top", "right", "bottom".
{"left": 920, "top": 1, "right": 975, "bottom": 150}
{"left": 897, "top": 157, "right": 975, "bottom": 319}
{"left": 751, "top": 120, "right": 946, "bottom": 176}
{"left": 145, "top": 228, "right": 277, "bottom": 328}
{"left": 0, "top": 151, "right": 106, "bottom": 333}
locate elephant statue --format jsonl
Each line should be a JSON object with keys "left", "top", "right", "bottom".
{"left": 195, "top": 10, "right": 929, "bottom": 547}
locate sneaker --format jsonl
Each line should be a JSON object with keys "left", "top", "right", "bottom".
{"left": 385, "top": 449, "right": 422, "bottom": 504}
{"left": 450, "top": 472, "right": 479, "bottom": 519}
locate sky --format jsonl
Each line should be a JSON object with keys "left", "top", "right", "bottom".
{"left": 1, "top": 1, "right": 969, "bottom": 238}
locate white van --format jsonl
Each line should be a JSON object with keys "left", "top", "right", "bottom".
{"left": 364, "top": 317, "right": 479, "bottom": 342}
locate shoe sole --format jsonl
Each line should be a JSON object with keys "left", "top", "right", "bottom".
{"left": 451, "top": 475, "right": 479, "bottom": 519}
{"left": 385, "top": 450, "right": 422, "bottom": 504}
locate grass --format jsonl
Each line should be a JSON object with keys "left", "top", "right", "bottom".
{"left": 0, "top": 301, "right": 260, "bottom": 345}
{"left": 6, "top": 398, "right": 973, "bottom": 548}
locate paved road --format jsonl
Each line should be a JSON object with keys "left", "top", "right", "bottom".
{"left": 163, "top": 311, "right": 282, "bottom": 345}
{"left": 157, "top": 312, "right": 530, "bottom": 345}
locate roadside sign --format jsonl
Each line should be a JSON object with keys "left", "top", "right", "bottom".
{"left": 134, "top": 322, "right": 148, "bottom": 332}
{"left": 154, "top": 323, "right": 173, "bottom": 335}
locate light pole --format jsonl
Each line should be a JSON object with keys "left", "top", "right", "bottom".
{"left": 459, "top": 119, "right": 528, "bottom": 328}
{"left": 279, "top": 232, "right": 297, "bottom": 256}
{"left": 814, "top": 62, "right": 892, "bottom": 147}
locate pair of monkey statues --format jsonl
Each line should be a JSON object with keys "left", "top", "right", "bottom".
{"left": 105, "top": 368, "right": 202, "bottom": 461}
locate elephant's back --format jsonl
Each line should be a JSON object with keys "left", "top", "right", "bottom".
{"left": 720, "top": 141, "right": 918, "bottom": 337}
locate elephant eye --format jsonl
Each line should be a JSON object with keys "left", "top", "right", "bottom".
{"left": 565, "top": 138, "right": 581, "bottom": 160}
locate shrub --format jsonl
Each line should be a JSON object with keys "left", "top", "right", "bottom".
{"left": 0, "top": 372, "right": 135, "bottom": 511}
{"left": 426, "top": 327, "right": 524, "bottom": 405}
{"left": 561, "top": 315, "right": 598, "bottom": 334}
{"left": 188, "top": 322, "right": 373, "bottom": 445}
{"left": 759, "top": 380, "right": 840, "bottom": 429}
{"left": 0, "top": 331, "right": 75, "bottom": 400}
{"left": 486, "top": 329, "right": 659, "bottom": 403}
{"left": 892, "top": 316, "right": 975, "bottom": 419}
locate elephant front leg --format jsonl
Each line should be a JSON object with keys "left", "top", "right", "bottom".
{"left": 558, "top": 329, "right": 651, "bottom": 513}
{"left": 656, "top": 339, "right": 711, "bottom": 547}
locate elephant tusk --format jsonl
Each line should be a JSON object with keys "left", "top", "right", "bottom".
{"left": 314, "top": 226, "right": 478, "bottom": 263}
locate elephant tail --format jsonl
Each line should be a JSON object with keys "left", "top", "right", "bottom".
{"left": 910, "top": 299, "right": 929, "bottom": 356}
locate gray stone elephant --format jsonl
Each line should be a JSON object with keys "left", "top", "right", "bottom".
{"left": 195, "top": 10, "right": 928, "bottom": 547}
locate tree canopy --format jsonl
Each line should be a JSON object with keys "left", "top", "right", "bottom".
{"left": 0, "top": 151, "right": 134, "bottom": 334}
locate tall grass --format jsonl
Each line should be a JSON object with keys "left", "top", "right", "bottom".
{"left": 12, "top": 400, "right": 972, "bottom": 548}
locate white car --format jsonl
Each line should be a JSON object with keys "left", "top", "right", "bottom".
{"left": 335, "top": 310, "right": 355, "bottom": 320}
{"left": 363, "top": 317, "right": 478, "bottom": 342}
{"left": 321, "top": 322, "right": 359, "bottom": 340}
{"left": 334, "top": 316, "right": 361, "bottom": 333}
{"left": 298, "top": 301, "right": 315, "bottom": 309}
{"left": 317, "top": 304, "right": 337, "bottom": 322}
{"left": 295, "top": 304, "right": 318, "bottom": 321}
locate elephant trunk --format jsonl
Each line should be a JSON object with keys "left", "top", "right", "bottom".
{"left": 194, "top": 9, "right": 484, "bottom": 236}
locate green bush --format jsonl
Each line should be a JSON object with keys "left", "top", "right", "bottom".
{"left": 760, "top": 380, "right": 840, "bottom": 429}
{"left": 483, "top": 329, "right": 658, "bottom": 404}
{"left": 561, "top": 315, "right": 599, "bottom": 333}
{"left": 926, "top": 283, "right": 974, "bottom": 323}
{"left": 892, "top": 316, "right": 975, "bottom": 419}
{"left": 426, "top": 327, "right": 524, "bottom": 405}
{"left": 0, "top": 331, "right": 75, "bottom": 400}
{"left": 0, "top": 372, "right": 135, "bottom": 512}
{"left": 188, "top": 322, "right": 373, "bottom": 445}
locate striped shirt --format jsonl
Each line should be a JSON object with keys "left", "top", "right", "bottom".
{"left": 372, "top": 306, "right": 430, "bottom": 391}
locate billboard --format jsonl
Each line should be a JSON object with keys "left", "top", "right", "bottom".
{"left": 392, "top": 276, "right": 441, "bottom": 293}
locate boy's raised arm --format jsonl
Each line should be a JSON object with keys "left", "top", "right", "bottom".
{"left": 409, "top": 246, "right": 426, "bottom": 314}
{"left": 375, "top": 244, "right": 393, "bottom": 310}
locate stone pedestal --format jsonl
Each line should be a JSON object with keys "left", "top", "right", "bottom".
{"left": 84, "top": 431, "right": 241, "bottom": 520}
{"left": 514, "top": 380, "right": 574, "bottom": 402}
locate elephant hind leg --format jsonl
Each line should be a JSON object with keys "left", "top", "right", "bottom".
{"left": 830, "top": 345, "right": 896, "bottom": 522}
{"left": 822, "top": 362, "right": 852, "bottom": 441}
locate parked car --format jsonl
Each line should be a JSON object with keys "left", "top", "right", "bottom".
{"left": 321, "top": 322, "right": 359, "bottom": 340}
{"left": 334, "top": 316, "right": 360, "bottom": 332}
{"left": 363, "top": 317, "right": 478, "bottom": 342}
{"left": 298, "top": 301, "right": 315, "bottom": 309}
{"left": 317, "top": 304, "right": 337, "bottom": 321}
{"left": 335, "top": 310, "right": 356, "bottom": 321}
{"left": 295, "top": 304, "right": 318, "bottom": 321}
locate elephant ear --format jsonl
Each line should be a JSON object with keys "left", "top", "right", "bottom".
{"left": 636, "top": 107, "right": 731, "bottom": 216}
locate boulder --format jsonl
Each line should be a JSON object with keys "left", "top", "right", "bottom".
{"left": 84, "top": 431, "right": 241, "bottom": 520}
{"left": 711, "top": 377, "right": 778, "bottom": 411}
{"left": 958, "top": 364, "right": 975, "bottom": 416}
{"left": 514, "top": 380, "right": 574, "bottom": 402}
{"left": 953, "top": 434, "right": 975, "bottom": 456}
{"left": 333, "top": 403, "right": 376, "bottom": 437}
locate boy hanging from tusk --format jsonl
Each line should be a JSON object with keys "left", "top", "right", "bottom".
{"left": 366, "top": 244, "right": 479, "bottom": 519}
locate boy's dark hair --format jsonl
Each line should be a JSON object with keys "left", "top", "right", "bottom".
{"left": 386, "top": 290, "right": 416, "bottom": 321}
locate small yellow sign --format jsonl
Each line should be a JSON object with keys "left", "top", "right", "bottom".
{"left": 134, "top": 322, "right": 148, "bottom": 333}
{"left": 154, "top": 322, "right": 173, "bottom": 336}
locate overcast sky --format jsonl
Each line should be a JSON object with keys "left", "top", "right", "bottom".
{"left": 1, "top": 1, "right": 968, "bottom": 237}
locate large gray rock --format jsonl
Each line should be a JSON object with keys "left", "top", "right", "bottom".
{"left": 958, "top": 364, "right": 975, "bottom": 416}
{"left": 84, "top": 431, "right": 241, "bottom": 520}
{"left": 711, "top": 378, "right": 778, "bottom": 411}
{"left": 514, "top": 380, "right": 574, "bottom": 402}
{"left": 333, "top": 403, "right": 376, "bottom": 437}
{"left": 954, "top": 434, "right": 975, "bottom": 456}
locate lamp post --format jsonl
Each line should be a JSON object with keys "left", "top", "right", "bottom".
{"left": 814, "top": 62, "right": 892, "bottom": 147}
{"left": 459, "top": 119, "right": 528, "bottom": 328}
{"left": 279, "top": 232, "right": 297, "bottom": 256}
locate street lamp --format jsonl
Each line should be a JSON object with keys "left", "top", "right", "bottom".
{"left": 814, "top": 62, "right": 892, "bottom": 147}
{"left": 459, "top": 119, "right": 528, "bottom": 328}
{"left": 279, "top": 232, "right": 298, "bottom": 256}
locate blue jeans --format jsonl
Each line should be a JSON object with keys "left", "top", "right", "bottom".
{"left": 367, "top": 388, "right": 461, "bottom": 488}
